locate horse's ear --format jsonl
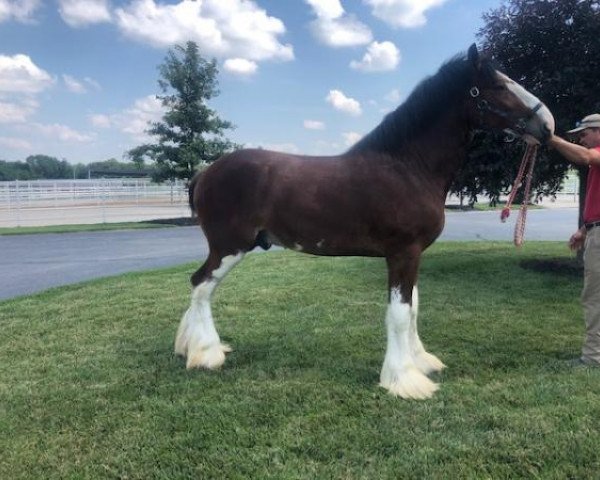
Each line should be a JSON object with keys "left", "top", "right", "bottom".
{"left": 468, "top": 43, "right": 481, "bottom": 70}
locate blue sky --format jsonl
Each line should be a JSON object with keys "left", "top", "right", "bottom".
{"left": 0, "top": 0, "right": 502, "bottom": 164}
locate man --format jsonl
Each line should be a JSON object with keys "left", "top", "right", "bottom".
{"left": 549, "top": 113, "right": 600, "bottom": 366}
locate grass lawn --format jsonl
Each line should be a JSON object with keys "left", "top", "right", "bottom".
{"left": 1, "top": 242, "right": 598, "bottom": 478}
{"left": 0, "top": 221, "right": 174, "bottom": 236}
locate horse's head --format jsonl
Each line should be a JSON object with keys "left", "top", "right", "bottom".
{"left": 466, "top": 44, "right": 554, "bottom": 144}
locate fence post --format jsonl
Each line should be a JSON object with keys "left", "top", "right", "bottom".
{"left": 15, "top": 179, "right": 21, "bottom": 226}
{"left": 101, "top": 179, "right": 107, "bottom": 224}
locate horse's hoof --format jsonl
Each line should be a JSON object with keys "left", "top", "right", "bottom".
{"left": 186, "top": 343, "right": 230, "bottom": 370}
{"left": 380, "top": 365, "right": 438, "bottom": 400}
{"left": 414, "top": 351, "right": 446, "bottom": 375}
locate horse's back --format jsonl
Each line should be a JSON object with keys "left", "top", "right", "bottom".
{"left": 192, "top": 149, "right": 308, "bottom": 231}
{"left": 195, "top": 148, "right": 343, "bottom": 213}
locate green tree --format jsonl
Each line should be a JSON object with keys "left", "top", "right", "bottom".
{"left": 0, "top": 160, "right": 33, "bottom": 180}
{"left": 86, "top": 158, "right": 156, "bottom": 178}
{"left": 127, "top": 41, "right": 237, "bottom": 182}
{"left": 453, "top": 0, "right": 600, "bottom": 215}
{"left": 25, "top": 155, "right": 72, "bottom": 179}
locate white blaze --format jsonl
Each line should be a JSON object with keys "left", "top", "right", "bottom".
{"left": 496, "top": 71, "right": 555, "bottom": 133}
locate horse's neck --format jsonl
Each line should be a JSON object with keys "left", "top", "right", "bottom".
{"left": 430, "top": 109, "right": 472, "bottom": 191}
{"left": 390, "top": 107, "right": 472, "bottom": 191}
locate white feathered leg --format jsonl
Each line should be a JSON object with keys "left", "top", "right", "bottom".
{"left": 409, "top": 286, "right": 446, "bottom": 375}
{"left": 379, "top": 287, "right": 438, "bottom": 399}
{"left": 175, "top": 253, "right": 244, "bottom": 369}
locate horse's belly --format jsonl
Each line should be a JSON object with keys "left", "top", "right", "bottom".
{"left": 264, "top": 230, "right": 383, "bottom": 257}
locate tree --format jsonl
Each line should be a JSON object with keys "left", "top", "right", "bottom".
{"left": 0, "top": 160, "right": 33, "bottom": 181}
{"left": 25, "top": 155, "right": 72, "bottom": 179}
{"left": 127, "top": 42, "right": 238, "bottom": 182}
{"left": 452, "top": 0, "right": 600, "bottom": 215}
{"left": 85, "top": 158, "right": 156, "bottom": 178}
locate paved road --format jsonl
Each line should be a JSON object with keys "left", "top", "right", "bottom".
{"left": 442, "top": 207, "right": 578, "bottom": 241}
{"left": 0, "top": 227, "right": 209, "bottom": 301}
{"left": 0, "top": 207, "right": 579, "bottom": 301}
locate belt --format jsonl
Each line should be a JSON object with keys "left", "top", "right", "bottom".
{"left": 585, "top": 221, "right": 600, "bottom": 231}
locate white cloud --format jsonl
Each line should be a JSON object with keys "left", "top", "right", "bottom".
{"left": 0, "top": 0, "right": 41, "bottom": 23}
{"left": 305, "top": 0, "right": 372, "bottom": 47}
{"left": 223, "top": 58, "right": 258, "bottom": 77}
{"left": 343, "top": 131, "right": 362, "bottom": 146}
{"left": 244, "top": 141, "right": 300, "bottom": 154}
{"left": 0, "top": 54, "right": 54, "bottom": 93}
{"left": 306, "top": 0, "right": 344, "bottom": 19}
{"left": 0, "top": 97, "right": 38, "bottom": 123}
{"left": 326, "top": 89, "right": 362, "bottom": 116}
{"left": 0, "top": 136, "right": 32, "bottom": 150}
{"left": 115, "top": 0, "right": 293, "bottom": 63}
{"left": 364, "top": 0, "right": 447, "bottom": 28}
{"left": 84, "top": 77, "right": 102, "bottom": 91}
{"left": 117, "top": 95, "right": 165, "bottom": 141}
{"left": 62, "top": 75, "right": 101, "bottom": 93}
{"left": 304, "top": 120, "right": 325, "bottom": 130}
{"left": 58, "top": 0, "right": 111, "bottom": 27}
{"left": 88, "top": 113, "right": 112, "bottom": 128}
{"left": 89, "top": 95, "right": 166, "bottom": 141}
{"left": 34, "top": 123, "right": 94, "bottom": 143}
{"left": 258, "top": 142, "right": 300, "bottom": 154}
{"left": 90, "top": 95, "right": 165, "bottom": 141}
{"left": 350, "top": 41, "right": 400, "bottom": 72}
{"left": 63, "top": 74, "right": 86, "bottom": 93}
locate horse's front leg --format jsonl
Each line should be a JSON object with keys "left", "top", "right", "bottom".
{"left": 379, "top": 252, "right": 438, "bottom": 399}
{"left": 410, "top": 286, "right": 446, "bottom": 375}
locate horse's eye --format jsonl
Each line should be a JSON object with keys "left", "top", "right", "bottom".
{"left": 494, "top": 84, "right": 508, "bottom": 91}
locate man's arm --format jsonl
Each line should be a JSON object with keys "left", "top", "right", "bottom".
{"left": 548, "top": 135, "right": 600, "bottom": 167}
{"left": 569, "top": 225, "right": 587, "bottom": 251}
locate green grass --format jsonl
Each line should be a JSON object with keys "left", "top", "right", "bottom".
{"left": 0, "top": 221, "right": 173, "bottom": 236}
{"left": 452, "top": 202, "right": 543, "bottom": 212}
{"left": 1, "top": 242, "right": 598, "bottom": 479}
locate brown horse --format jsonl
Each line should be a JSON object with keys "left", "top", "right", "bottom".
{"left": 175, "top": 44, "right": 554, "bottom": 399}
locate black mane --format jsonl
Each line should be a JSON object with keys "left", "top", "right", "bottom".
{"left": 350, "top": 52, "right": 498, "bottom": 155}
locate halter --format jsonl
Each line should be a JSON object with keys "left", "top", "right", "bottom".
{"left": 469, "top": 86, "right": 544, "bottom": 134}
{"left": 469, "top": 86, "right": 542, "bottom": 246}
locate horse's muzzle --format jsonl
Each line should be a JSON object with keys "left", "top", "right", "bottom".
{"left": 524, "top": 102, "right": 555, "bottom": 143}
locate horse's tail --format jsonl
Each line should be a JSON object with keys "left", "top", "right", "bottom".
{"left": 188, "top": 172, "right": 203, "bottom": 218}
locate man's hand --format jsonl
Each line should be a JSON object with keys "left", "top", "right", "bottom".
{"left": 569, "top": 228, "right": 586, "bottom": 251}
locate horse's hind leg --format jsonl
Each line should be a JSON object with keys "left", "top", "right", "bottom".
{"left": 175, "top": 250, "right": 244, "bottom": 369}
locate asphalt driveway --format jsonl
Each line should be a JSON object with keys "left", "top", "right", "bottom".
{"left": 0, "top": 226, "right": 208, "bottom": 301}
{"left": 0, "top": 207, "right": 579, "bottom": 301}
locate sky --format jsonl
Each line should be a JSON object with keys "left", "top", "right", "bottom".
{"left": 0, "top": 0, "right": 503, "bottom": 165}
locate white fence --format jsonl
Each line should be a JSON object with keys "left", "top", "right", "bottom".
{"left": 0, "top": 179, "right": 190, "bottom": 227}
{"left": 0, "top": 174, "right": 582, "bottom": 228}
{"left": 0, "top": 178, "right": 187, "bottom": 208}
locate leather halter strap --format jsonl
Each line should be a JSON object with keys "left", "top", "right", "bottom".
{"left": 469, "top": 85, "right": 543, "bottom": 134}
